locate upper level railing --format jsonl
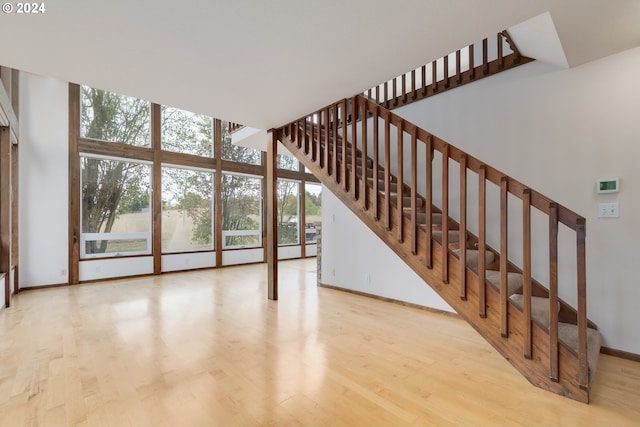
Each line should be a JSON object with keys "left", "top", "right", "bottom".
{"left": 364, "top": 31, "right": 532, "bottom": 110}
{"left": 280, "top": 94, "right": 589, "bottom": 390}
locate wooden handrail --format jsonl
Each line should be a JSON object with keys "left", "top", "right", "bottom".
{"left": 279, "top": 92, "right": 589, "bottom": 398}
{"left": 364, "top": 31, "right": 532, "bottom": 110}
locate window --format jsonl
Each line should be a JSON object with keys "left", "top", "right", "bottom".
{"left": 277, "top": 154, "right": 299, "bottom": 171}
{"left": 221, "top": 121, "right": 261, "bottom": 165}
{"left": 80, "top": 86, "right": 150, "bottom": 146}
{"left": 161, "top": 107, "right": 213, "bottom": 157}
{"left": 277, "top": 179, "right": 299, "bottom": 245}
{"left": 221, "top": 173, "right": 262, "bottom": 248}
{"left": 305, "top": 183, "right": 322, "bottom": 243}
{"left": 80, "top": 156, "right": 151, "bottom": 258}
{"left": 162, "top": 166, "right": 214, "bottom": 252}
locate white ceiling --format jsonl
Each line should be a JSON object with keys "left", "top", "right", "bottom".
{"left": 0, "top": 0, "right": 638, "bottom": 129}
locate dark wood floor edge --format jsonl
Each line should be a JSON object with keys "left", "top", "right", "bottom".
{"left": 600, "top": 346, "right": 640, "bottom": 363}
{"left": 318, "top": 283, "right": 461, "bottom": 319}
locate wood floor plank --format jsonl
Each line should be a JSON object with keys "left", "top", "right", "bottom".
{"left": 0, "top": 259, "right": 639, "bottom": 426}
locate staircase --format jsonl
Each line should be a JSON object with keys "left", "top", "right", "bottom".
{"left": 275, "top": 94, "right": 601, "bottom": 403}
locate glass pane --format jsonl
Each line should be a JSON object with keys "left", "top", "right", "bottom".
{"left": 305, "top": 183, "right": 322, "bottom": 243}
{"left": 161, "top": 107, "right": 213, "bottom": 157}
{"left": 221, "top": 121, "right": 261, "bottom": 165}
{"left": 162, "top": 167, "right": 214, "bottom": 252}
{"left": 277, "top": 154, "right": 299, "bottom": 171}
{"left": 81, "top": 157, "right": 151, "bottom": 258}
{"left": 80, "top": 86, "right": 150, "bottom": 146}
{"left": 222, "top": 174, "right": 262, "bottom": 248}
{"left": 278, "top": 180, "right": 299, "bottom": 245}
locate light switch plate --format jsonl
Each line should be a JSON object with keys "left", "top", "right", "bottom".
{"left": 598, "top": 203, "right": 619, "bottom": 218}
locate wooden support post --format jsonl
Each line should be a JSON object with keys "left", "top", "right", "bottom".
{"left": 478, "top": 165, "right": 487, "bottom": 317}
{"left": 576, "top": 218, "right": 588, "bottom": 388}
{"left": 500, "top": 176, "right": 509, "bottom": 336}
{"left": 549, "top": 203, "right": 559, "bottom": 381}
{"left": 151, "top": 104, "right": 162, "bottom": 275}
{"left": 441, "top": 144, "right": 449, "bottom": 283}
{"left": 214, "top": 120, "right": 223, "bottom": 268}
{"left": 266, "top": 129, "right": 279, "bottom": 300}
{"left": 523, "top": 188, "right": 532, "bottom": 359}
{"left": 0, "top": 126, "right": 10, "bottom": 306}
{"left": 68, "top": 84, "right": 81, "bottom": 285}
{"left": 459, "top": 155, "right": 467, "bottom": 300}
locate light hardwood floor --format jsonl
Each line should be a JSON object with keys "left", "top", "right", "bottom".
{"left": 0, "top": 259, "right": 639, "bottom": 426}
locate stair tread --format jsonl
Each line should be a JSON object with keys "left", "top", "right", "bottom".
{"left": 485, "top": 270, "right": 523, "bottom": 296}
{"left": 510, "top": 294, "right": 559, "bottom": 329}
{"left": 432, "top": 229, "right": 460, "bottom": 244}
{"left": 558, "top": 322, "right": 601, "bottom": 384}
{"left": 452, "top": 249, "right": 495, "bottom": 270}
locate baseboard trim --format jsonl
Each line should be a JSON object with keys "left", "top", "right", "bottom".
{"left": 318, "top": 283, "right": 460, "bottom": 319}
{"left": 20, "top": 282, "right": 69, "bottom": 291}
{"left": 601, "top": 346, "right": 640, "bottom": 363}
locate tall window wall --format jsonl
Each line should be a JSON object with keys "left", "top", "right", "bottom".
{"left": 70, "top": 85, "right": 320, "bottom": 283}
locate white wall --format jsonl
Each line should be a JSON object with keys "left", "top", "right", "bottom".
{"left": 322, "top": 188, "right": 453, "bottom": 313}
{"left": 19, "top": 72, "right": 69, "bottom": 287}
{"left": 324, "top": 47, "right": 640, "bottom": 354}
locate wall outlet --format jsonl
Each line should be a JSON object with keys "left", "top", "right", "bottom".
{"left": 330, "top": 268, "right": 335, "bottom": 277}
{"left": 598, "top": 203, "right": 619, "bottom": 218}
{"left": 60, "top": 269, "right": 66, "bottom": 276}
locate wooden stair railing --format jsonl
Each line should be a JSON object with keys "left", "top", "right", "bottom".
{"left": 365, "top": 31, "right": 534, "bottom": 110}
{"left": 277, "top": 95, "right": 600, "bottom": 403}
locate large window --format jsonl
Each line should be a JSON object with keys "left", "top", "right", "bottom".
{"left": 80, "top": 156, "right": 152, "bottom": 258}
{"left": 222, "top": 173, "right": 262, "bottom": 248}
{"left": 162, "top": 166, "right": 214, "bottom": 253}
{"left": 277, "top": 179, "right": 300, "bottom": 245}
{"left": 80, "top": 86, "right": 150, "bottom": 146}
{"left": 161, "top": 107, "right": 213, "bottom": 157}
{"left": 221, "top": 121, "right": 261, "bottom": 165}
{"left": 305, "top": 183, "right": 322, "bottom": 243}
{"left": 277, "top": 154, "right": 299, "bottom": 171}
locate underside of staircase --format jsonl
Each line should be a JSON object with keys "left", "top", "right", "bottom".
{"left": 275, "top": 89, "right": 601, "bottom": 402}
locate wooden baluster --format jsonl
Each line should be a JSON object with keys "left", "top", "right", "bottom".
{"left": 411, "top": 69, "right": 417, "bottom": 101}
{"left": 425, "top": 135, "right": 433, "bottom": 269}
{"left": 351, "top": 97, "right": 358, "bottom": 200}
{"left": 367, "top": 88, "right": 373, "bottom": 99}
{"left": 459, "top": 154, "right": 467, "bottom": 300}
{"left": 324, "top": 107, "right": 330, "bottom": 173}
{"left": 384, "top": 113, "right": 391, "bottom": 230}
{"left": 402, "top": 73, "right": 407, "bottom": 104}
{"left": 523, "top": 188, "right": 532, "bottom": 359}
{"left": 392, "top": 77, "right": 398, "bottom": 107}
{"left": 469, "top": 43, "right": 475, "bottom": 80}
{"left": 384, "top": 81, "right": 389, "bottom": 108}
{"left": 478, "top": 165, "right": 487, "bottom": 317}
{"left": 361, "top": 98, "right": 368, "bottom": 210}
{"left": 444, "top": 55, "right": 450, "bottom": 89}
{"left": 397, "top": 120, "right": 404, "bottom": 242}
{"left": 483, "top": 38, "right": 489, "bottom": 75}
{"left": 432, "top": 60, "right": 438, "bottom": 93}
{"left": 304, "top": 118, "right": 309, "bottom": 154}
{"left": 441, "top": 144, "right": 449, "bottom": 283}
{"left": 341, "top": 100, "right": 348, "bottom": 191}
{"left": 497, "top": 32, "right": 505, "bottom": 70}
{"left": 410, "top": 126, "right": 418, "bottom": 254}
{"left": 316, "top": 112, "right": 321, "bottom": 164}
{"left": 500, "top": 176, "right": 509, "bottom": 337}
{"left": 373, "top": 106, "right": 379, "bottom": 220}
{"left": 421, "top": 65, "right": 427, "bottom": 96}
{"left": 456, "top": 49, "right": 462, "bottom": 84}
{"left": 311, "top": 114, "right": 316, "bottom": 162}
{"left": 333, "top": 106, "right": 339, "bottom": 185}
{"left": 549, "top": 203, "right": 559, "bottom": 381}
{"left": 576, "top": 218, "right": 588, "bottom": 388}
{"left": 296, "top": 120, "right": 302, "bottom": 149}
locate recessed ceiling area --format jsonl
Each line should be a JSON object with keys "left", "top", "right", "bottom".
{"left": 0, "top": 0, "right": 638, "bottom": 129}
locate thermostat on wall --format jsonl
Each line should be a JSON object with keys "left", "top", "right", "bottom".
{"left": 597, "top": 178, "right": 619, "bottom": 194}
